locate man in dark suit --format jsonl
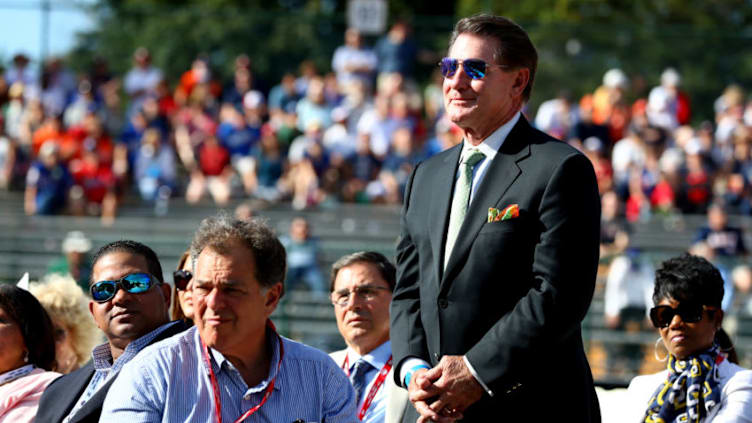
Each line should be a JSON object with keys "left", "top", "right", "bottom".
{"left": 390, "top": 14, "right": 601, "bottom": 422}
{"left": 36, "top": 240, "right": 188, "bottom": 423}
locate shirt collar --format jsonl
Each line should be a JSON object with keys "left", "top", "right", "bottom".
{"left": 459, "top": 111, "right": 521, "bottom": 163}
{"left": 91, "top": 320, "right": 181, "bottom": 371}
{"left": 91, "top": 342, "right": 114, "bottom": 370}
{"left": 346, "top": 340, "right": 391, "bottom": 371}
{"left": 199, "top": 324, "right": 283, "bottom": 394}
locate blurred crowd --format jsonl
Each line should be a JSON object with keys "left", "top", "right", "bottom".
{"left": 0, "top": 21, "right": 452, "bottom": 223}
{"left": 1, "top": 22, "right": 752, "bottom": 228}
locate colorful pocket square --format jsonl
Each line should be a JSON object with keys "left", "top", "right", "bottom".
{"left": 488, "top": 204, "right": 520, "bottom": 222}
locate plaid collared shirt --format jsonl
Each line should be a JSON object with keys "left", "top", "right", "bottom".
{"left": 62, "top": 320, "right": 181, "bottom": 423}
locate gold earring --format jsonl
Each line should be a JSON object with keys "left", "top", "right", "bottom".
{"left": 654, "top": 337, "right": 668, "bottom": 362}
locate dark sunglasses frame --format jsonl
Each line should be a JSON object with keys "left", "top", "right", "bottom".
{"left": 90, "top": 273, "right": 156, "bottom": 303}
{"left": 649, "top": 304, "right": 717, "bottom": 328}
{"left": 173, "top": 269, "right": 193, "bottom": 291}
{"left": 439, "top": 57, "right": 509, "bottom": 80}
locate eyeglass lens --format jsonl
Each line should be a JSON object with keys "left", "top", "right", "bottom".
{"left": 332, "top": 286, "right": 387, "bottom": 306}
{"left": 440, "top": 58, "right": 488, "bottom": 80}
{"left": 173, "top": 270, "right": 192, "bottom": 290}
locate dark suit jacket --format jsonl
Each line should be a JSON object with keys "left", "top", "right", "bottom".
{"left": 35, "top": 320, "right": 190, "bottom": 423}
{"left": 391, "top": 117, "right": 602, "bottom": 421}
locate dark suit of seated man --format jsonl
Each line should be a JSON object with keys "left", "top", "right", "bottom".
{"left": 35, "top": 240, "right": 188, "bottom": 423}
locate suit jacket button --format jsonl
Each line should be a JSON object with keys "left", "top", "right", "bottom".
{"left": 438, "top": 299, "right": 448, "bottom": 309}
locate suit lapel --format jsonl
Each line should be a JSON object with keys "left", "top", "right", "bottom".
{"left": 429, "top": 145, "right": 462, "bottom": 282}
{"left": 441, "top": 118, "right": 533, "bottom": 288}
{"left": 70, "top": 376, "right": 118, "bottom": 423}
{"left": 46, "top": 363, "right": 95, "bottom": 423}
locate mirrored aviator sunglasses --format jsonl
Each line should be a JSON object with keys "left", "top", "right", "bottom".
{"left": 439, "top": 57, "right": 504, "bottom": 80}
{"left": 173, "top": 269, "right": 192, "bottom": 291}
{"left": 90, "top": 273, "right": 155, "bottom": 303}
{"left": 649, "top": 304, "right": 709, "bottom": 328}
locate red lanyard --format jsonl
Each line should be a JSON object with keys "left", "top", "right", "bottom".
{"left": 342, "top": 353, "right": 393, "bottom": 421}
{"left": 201, "top": 321, "right": 285, "bottom": 423}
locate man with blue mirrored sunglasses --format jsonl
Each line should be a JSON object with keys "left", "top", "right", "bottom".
{"left": 392, "top": 13, "right": 601, "bottom": 423}
{"left": 90, "top": 272, "right": 156, "bottom": 303}
{"left": 36, "top": 240, "right": 189, "bottom": 423}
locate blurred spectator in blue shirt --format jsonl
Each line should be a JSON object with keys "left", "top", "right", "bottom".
{"left": 296, "top": 77, "right": 332, "bottom": 132}
{"left": 281, "top": 217, "right": 326, "bottom": 294}
{"left": 134, "top": 128, "right": 176, "bottom": 203}
{"left": 332, "top": 28, "right": 377, "bottom": 91}
{"left": 124, "top": 47, "right": 163, "bottom": 116}
{"left": 694, "top": 203, "right": 747, "bottom": 258}
{"left": 24, "top": 141, "right": 71, "bottom": 216}
{"left": 374, "top": 21, "right": 417, "bottom": 78}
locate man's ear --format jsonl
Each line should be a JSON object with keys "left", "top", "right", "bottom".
{"left": 715, "top": 308, "right": 725, "bottom": 327}
{"left": 88, "top": 301, "right": 103, "bottom": 331}
{"left": 264, "top": 283, "right": 283, "bottom": 316}
{"left": 511, "top": 68, "right": 530, "bottom": 98}
{"left": 160, "top": 282, "right": 172, "bottom": 308}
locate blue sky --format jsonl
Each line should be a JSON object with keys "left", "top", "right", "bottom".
{"left": 0, "top": 0, "right": 95, "bottom": 69}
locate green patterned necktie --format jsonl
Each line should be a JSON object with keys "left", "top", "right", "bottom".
{"left": 445, "top": 148, "right": 486, "bottom": 268}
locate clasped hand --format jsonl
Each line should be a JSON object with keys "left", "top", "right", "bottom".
{"left": 407, "top": 355, "right": 484, "bottom": 423}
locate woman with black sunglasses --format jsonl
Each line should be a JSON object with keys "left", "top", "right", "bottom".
{"left": 171, "top": 250, "right": 195, "bottom": 324}
{"left": 626, "top": 254, "right": 752, "bottom": 422}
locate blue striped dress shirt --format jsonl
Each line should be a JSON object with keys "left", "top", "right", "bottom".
{"left": 100, "top": 325, "right": 358, "bottom": 422}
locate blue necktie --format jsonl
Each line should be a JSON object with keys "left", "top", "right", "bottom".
{"left": 349, "top": 358, "right": 373, "bottom": 403}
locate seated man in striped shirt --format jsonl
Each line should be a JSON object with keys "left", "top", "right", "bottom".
{"left": 101, "top": 213, "right": 358, "bottom": 422}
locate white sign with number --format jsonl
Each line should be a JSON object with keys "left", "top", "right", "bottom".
{"left": 347, "top": 0, "right": 388, "bottom": 35}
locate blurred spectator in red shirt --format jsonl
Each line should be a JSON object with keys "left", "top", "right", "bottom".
{"left": 647, "top": 68, "right": 691, "bottom": 131}
{"left": 186, "top": 134, "right": 231, "bottom": 205}
{"left": 68, "top": 140, "right": 118, "bottom": 224}
{"left": 583, "top": 136, "right": 614, "bottom": 195}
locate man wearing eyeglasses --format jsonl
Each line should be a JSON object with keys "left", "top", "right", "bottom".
{"left": 36, "top": 240, "right": 188, "bottom": 423}
{"left": 329, "top": 252, "right": 408, "bottom": 423}
{"left": 391, "top": 14, "right": 601, "bottom": 423}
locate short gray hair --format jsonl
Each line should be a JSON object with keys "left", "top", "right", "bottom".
{"left": 190, "top": 213, "right": 287, "bottom": 291}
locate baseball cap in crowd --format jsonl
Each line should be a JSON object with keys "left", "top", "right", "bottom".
{"left": 603, "top": 68, "right": 628, "bottom": 90}
{"left": 243, "top": 90, "right": 265, "bottom": 110}
{"left": 62, "top": 231, "right": 92, "bottom": 254}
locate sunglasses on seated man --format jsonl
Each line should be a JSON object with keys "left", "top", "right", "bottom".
{"left": 649, "top": 303, "right": 718, "bottom": 329}
{"left": 90, "top": 273, "right": 157, "bottom": 303}
{"left": 439, "top": 57, "right": 510, "bottom": 80}
{"left": 172, "top": 269, "right": 192, "bottom": 291}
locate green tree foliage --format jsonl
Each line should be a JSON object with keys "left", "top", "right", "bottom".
{"left": 455, "top": 0, "right": 752, "bottom": 121}
{"left": 69, "top": 0, "right": 455, "bottom": 92}
{"left": 70, "top": 0, "right": 751, "bottom": 121}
